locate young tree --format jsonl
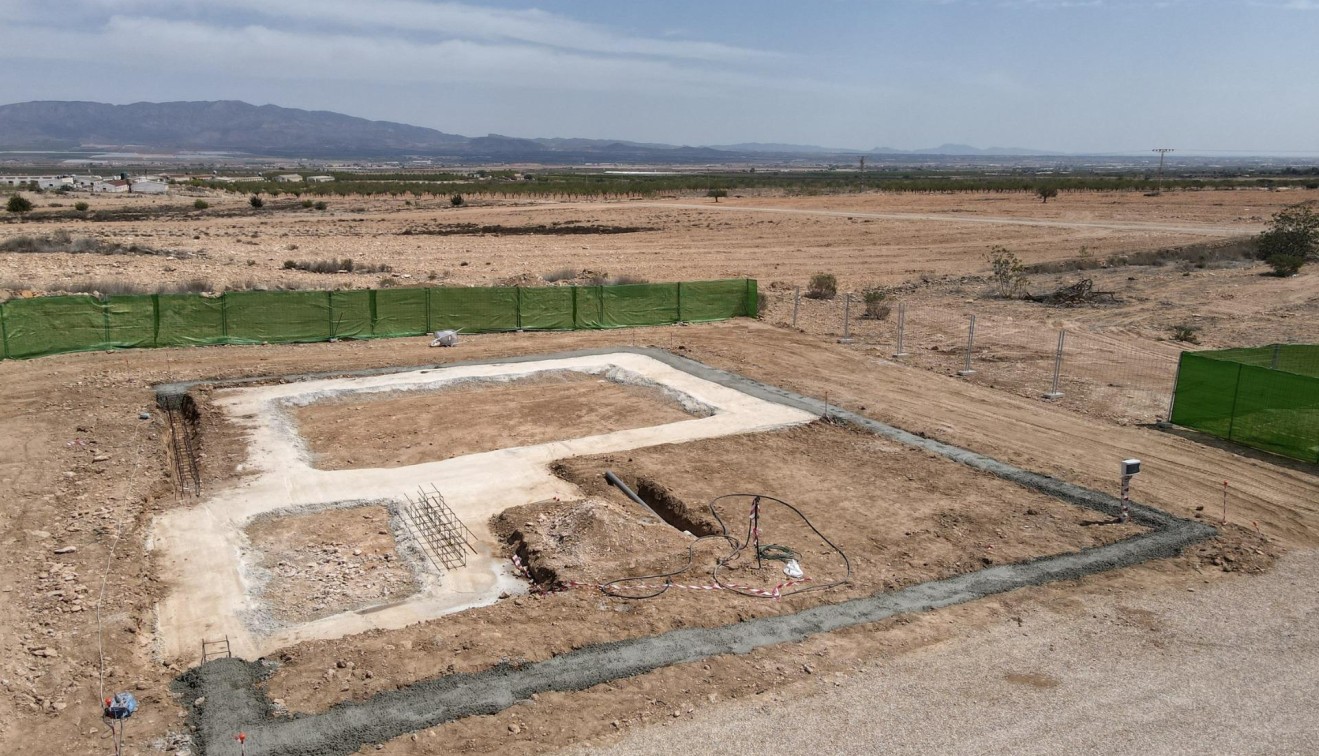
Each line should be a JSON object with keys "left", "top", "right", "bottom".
{"left": 986, "top": 246, "right": 1027, "bottom": 298}
{"left": 1256, "top": 203, "right": 1317, "bottom": 275}
{"left": 6, "top": 194, "right": 33, "bottom": 218}
{"left": 1036, "top": 186, "right": 1059, "bottom": 203}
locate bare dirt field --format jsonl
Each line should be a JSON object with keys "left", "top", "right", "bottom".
{"left": 0, "top": 187, "right": 1316, "bottom": 755}
{"left": 2, "top": 187, "right": 1313, "bottom": 298}
{"left": 289, "top": 371, "right": 699, "bottom": 469}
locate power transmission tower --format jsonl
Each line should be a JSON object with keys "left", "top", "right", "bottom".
{"left": 1152, "top": 148, "right": 1174, "bottom": 194}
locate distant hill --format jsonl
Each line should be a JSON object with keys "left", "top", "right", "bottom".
{"left": 0, "top": 100, "right": 468, "bottom": 156}
{"left": 0, "top": 100, "right": 1060, "bottom": 161}
{"left": 708, "top": 142, "right": 865, "bottom": 155}
{"left": 0, "top": 100, "right": 740, "bottom": 161}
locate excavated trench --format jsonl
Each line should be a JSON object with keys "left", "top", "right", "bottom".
{"left": 166, "top": 348, "right": 1217, "bottom": 756}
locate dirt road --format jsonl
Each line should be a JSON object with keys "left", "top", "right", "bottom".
{"left": 582, "top": 547, "right": 1319, "bottom": 755}
{"left": 642, "top": 201, "right": 1260, "bottom": 236}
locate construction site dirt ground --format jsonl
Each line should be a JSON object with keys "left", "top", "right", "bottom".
{"left": 0, "top": 189, "right": 1317, "bottom": 755}
{"left": 288, "top": 371, "right": 700, "bottom": 470}
{"left": 1, "top": 320, "right": 1312, "bottom": 755}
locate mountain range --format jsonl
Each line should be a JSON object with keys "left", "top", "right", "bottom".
{"left": 0, "top": 100, "right": 1055, "bottom": 161}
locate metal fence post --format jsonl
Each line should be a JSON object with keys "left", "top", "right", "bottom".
{"left": 792, "top": 287, "right": 800, "bottom": 328}
{"left": 1163, "top": 359, "right": 1182, "bottom": 425}
{"left": 839, "top": 293, "right": 853, "bottom": 343}
{"left": 893, "top": 302, "right": 909, "bottom": 358}
{"left": 1045, "top": 329, "right": 1066, "bottom": 399}
{"left": 958, "top": 313, "right": 976, "bottom": 376}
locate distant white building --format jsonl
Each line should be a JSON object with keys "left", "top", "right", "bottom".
{"left": 129, "top": 179, "right": 169, "bottom": 194}
{"left": 306, "top": 175, "right": 335, "bottom": 183}
{"left": 274, "top": 174, "right": 304, "bottom": 183}
{"left": 0, "top": 175, "right": 74, "bottom": 190}
{"left": 92, "top": 179, "right": 131, "bottom": 193}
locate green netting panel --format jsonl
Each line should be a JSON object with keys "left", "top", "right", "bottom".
{"left": 1, "top": 295, "right": 108, "bottom": 358}
{"left": 105, "top": 295, "right": 157, "bottom": 349}
{"left": 328, "top": 290, "right": 372, "bottom": 340}
{"left": 429, "top": 287, "right": 519, "bottom": 332}
{"left": 156, "top": 294, "right": 226, "bottom": 347}
{"left": 517, "top": 287, "right": 575, "bottom": 330}
{"left": 573, "top": 287, "right": 606, "bottom": 329}
{"left": 1170, "top": 353, "right": 1242, "bottom": 439}
{"left": 1228, "top": 365, "right": 1319, "bottom": 463}
{"left": 680, "top": 279, "right": 754, "bottom": 322}
{"left": 1201, "top": 344, "right": 1319, "bottom": 379}
{"left": 224, "top": 290, "right": 333, "bottom": 344}
{"left": 2, "top": 279, "right": 757, "bottom": 360}
{"left": 372, "top": 288, "right": 429, "bottom": 337}
{"left": 601, "top": 283, "right": 679, "bottom": 327}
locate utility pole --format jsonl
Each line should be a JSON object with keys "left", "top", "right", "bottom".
{"left": 1152, "top": 148, "right": 1174, "bottom": 194}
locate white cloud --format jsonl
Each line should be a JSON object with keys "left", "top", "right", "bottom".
{"left": 53, "top": 0, "right": 778, "bottom": 62}
{"left": 0, "top": 11, "right": 848, "bottom": 100}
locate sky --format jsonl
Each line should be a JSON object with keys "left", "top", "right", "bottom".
{"left": 1, "top": 0, "right": 1317, "bottom": 154}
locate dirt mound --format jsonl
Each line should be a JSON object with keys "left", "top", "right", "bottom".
{"left": 493, "top": 497, "right": 695, "bottom": 587}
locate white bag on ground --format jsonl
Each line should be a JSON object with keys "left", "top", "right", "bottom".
{"left": 429, "top": 330, "right": 459, "bottom": 347}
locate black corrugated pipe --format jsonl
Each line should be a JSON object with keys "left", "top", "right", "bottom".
{"left": 604, "top": 470, "right": 662, "bottom": 519}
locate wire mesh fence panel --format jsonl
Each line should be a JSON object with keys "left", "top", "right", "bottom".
{"left": 895, "top": 306, "right": 1064, "bottom": 397}
{"left": 1055, "top": 331, "right": 1181, "bottom": 424}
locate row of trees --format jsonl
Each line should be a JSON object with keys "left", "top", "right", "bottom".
{"left": 193, "top": 173, "right": 1317, "bottom": 202}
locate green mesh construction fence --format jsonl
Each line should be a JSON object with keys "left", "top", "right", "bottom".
{"left": 0, "top": 279, "right": 758, "bottom": 361}
{"left": 1170, "top": 345, "right": 1319, "bottom": 463}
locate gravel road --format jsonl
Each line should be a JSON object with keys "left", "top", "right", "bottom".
{"left": 581, "top": 550, "right": 1319, "bottom": 755}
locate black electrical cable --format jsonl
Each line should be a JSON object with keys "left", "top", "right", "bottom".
{"left": 708, "top": 493, "right": 852, "bottom": 599}
{"left": 596, "top": 493, "right": 851, "bottom": 600}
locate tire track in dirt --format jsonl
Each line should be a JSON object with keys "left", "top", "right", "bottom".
{"left": 638, "top": 202, "right": 1259, "bottom": 236}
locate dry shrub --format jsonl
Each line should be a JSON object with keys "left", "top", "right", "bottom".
{"left": 805, "top": 273, "right": 837, "bottom": 300}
